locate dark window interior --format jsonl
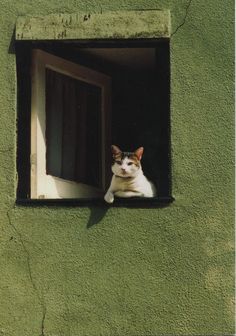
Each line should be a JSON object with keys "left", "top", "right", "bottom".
{"left": 16, "top": 39, "right": 171, "bottom": 202}
{"left": 46, "top": 69, "right": 102, "bottom": 188}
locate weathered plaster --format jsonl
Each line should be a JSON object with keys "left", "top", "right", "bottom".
{"left": 15, "top": 10, "right": 171, "bottom": 40}
{"left": 6, "top": 208, "right": 47, "bottom": 335}
{"left": 0, "top": 0, "right": 234, "bottom": 335}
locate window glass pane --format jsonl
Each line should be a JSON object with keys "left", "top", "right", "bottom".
{"left": 46, "top": 68, "right": 102, "bottom": 188}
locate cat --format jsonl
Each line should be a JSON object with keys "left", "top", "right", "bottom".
{"left": 104, "top": 145, "right": 157, "bottom": 203}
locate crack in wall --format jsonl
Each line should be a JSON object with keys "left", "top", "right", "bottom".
{"left": 6, "top": 207, "right": 47, "bottom": 336}
{"left": 171, "top": 0, "right": 193, "bottom": 37}
{"left": 41, "top": 308, "right": 46, "bottom": 336}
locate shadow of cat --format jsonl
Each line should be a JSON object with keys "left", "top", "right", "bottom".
{"left": 87, "top": 206, "right": 109, "bottom": 229}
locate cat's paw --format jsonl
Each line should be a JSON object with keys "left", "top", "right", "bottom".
{"left": 104, "top": 191, "right": 114, "bottom": 204}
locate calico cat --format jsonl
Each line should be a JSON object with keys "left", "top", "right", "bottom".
{"left": 104, "top": 145, "right": 157, "bottom": 203}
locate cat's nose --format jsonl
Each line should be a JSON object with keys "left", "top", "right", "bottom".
{"left": 121, "top": 168, "right": 126, "bottom": 174}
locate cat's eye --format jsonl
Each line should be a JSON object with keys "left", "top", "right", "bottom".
{"left": 116, "top": 161, "right": 122, "bottom": 165}
{"left": 128, "top": 162, "right": 133, "bottom": 166}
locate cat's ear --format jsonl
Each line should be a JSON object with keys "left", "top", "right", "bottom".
{"left": 134, "top": 147, "right": 144, "bottom": 161}
{"left": 111, "top": 145, "right": 122, "bottom": 155}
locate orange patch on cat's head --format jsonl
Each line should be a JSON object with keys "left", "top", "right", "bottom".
{"left": 134, "top": 147, "right": 144, "bottom": 161}
{"left": 111, "top": 145, "right": 144, "bottom": 168}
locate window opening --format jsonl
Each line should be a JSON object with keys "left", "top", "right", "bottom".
{"left": 16, "top": 40, "right": 171, "bottom": 202}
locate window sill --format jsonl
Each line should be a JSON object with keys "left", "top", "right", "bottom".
{"left": 16, "top": 196, "right": 174, "bottom": 208}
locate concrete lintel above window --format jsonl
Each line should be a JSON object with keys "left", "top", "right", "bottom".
{"left": 15, "top": 10, "right": 170, "bottom": 41}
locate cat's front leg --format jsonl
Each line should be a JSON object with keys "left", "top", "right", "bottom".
{"left": 104, "top": 189, "right": 114, "bottom": 203}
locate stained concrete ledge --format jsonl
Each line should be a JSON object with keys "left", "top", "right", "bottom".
{"left": 15, "top": 10, "right": 170, "bottom": 40}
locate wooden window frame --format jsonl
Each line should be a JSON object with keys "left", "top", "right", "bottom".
{"left": 31, "top": 49, "right": 111, "bottom": 199}
{"left": 16, "top": 10, "right": 174, "bottom": 206}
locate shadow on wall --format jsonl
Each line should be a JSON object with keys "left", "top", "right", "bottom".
{"left": 87, "top": 207, "right": 109, "bottom": 228}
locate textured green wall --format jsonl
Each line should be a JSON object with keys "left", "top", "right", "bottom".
{"left": 0, "top": 0, "right": 234, "bottom": 335}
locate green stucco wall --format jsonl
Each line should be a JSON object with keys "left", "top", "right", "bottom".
{"left": 0, "top": 0, "right": 234, "bottom": 335}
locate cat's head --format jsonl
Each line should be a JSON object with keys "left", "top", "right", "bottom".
{"left": 111, "top": 145, "right": 143, "bottom": 178}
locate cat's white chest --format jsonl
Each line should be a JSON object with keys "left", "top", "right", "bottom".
{"left": 114, "top": 177, "right": 135, "bottom": 191}
{"left": 112, "top": 172, "right": 154, "bottom": 195}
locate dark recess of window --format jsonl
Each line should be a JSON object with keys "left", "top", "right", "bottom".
{"left": 46, "top": 68, "right": 102, "bottom": 188}
{"left": 16, "top": 39, "right": 173, "bottom": 206}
